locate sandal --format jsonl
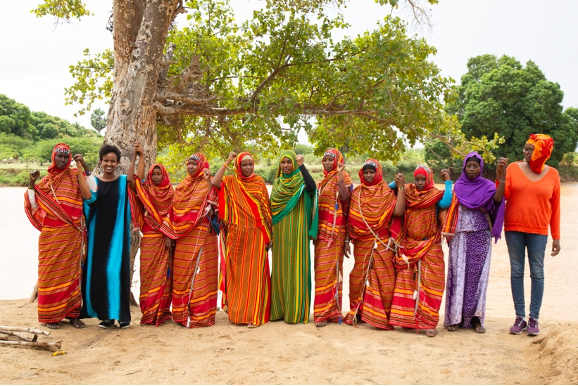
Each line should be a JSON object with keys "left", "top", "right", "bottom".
{"left": 46, "top": 323, "right": 60, "bottom": 330}
{"left": 426, "top": 328, "right": 437, "bottom": 337}
{"left": 119, "top": 322, "right": 130, "bottom": 329}
{"left": 315, "top": 320, "right": 328, "bottom": 328}
{"left": 247, "top": 323, "right": 258, "bottom": 329}
{"left": 446, "top": 324, "right": 459, "bottom": 332}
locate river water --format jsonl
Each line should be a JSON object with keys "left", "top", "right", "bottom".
{"left": 1, "top": 184, "right": 576, "bottom": 320}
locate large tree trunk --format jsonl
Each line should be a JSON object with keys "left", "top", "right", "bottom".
{"left": 102, "top": 0, "right": 182, "bottom": 306}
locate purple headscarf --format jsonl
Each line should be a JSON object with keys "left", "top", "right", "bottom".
{"left": 453, "top": 152, "right": 505, "bottom": 242}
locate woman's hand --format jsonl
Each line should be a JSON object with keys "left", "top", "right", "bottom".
{"left": 29, "top": 170, "right": 40, "bottom": 189}
{"left": 440, "top": 169, "right": 451, "bottom": 181}
{"left": 203, "top": 168, "right": 212, "bottom": 182}
{"left": 226, "top": 151, "right": 237, "bottom": 165}
{"left": 134, "top": 141, "right": 143, "bottom": 157}
{"left": 496, "top": 157, "right": 508, "bottom": 181}
{"left": 73, "top": 154, "right": 86, "bottom": 171}
{"left": 296, "top": 154, "right": 304, "bottom": 167}
{"left": 394, "top": 173, "right": 406, "bottom": 189}
{"left": 337, "top": 163, "right": 345, "bottom": 173}
{"left": 551, "top": 240, "right": 561, "bottom": 256}
{"left": 164, "top": 236, "right": 173, "bottom": 250}
{"left": 343, "top": 239, "right": 351, "bottom": 258}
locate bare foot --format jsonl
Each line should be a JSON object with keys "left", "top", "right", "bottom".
{"left": 69, "top": 317, "right": 85, "bottom": 329}
{"left": 426, "top": 328, "right": 437, "bottom": 337}
{"left": 446, "top": 324, "right": 459, "bottom": 332}
{"left": 315, "top": 320, "right": 328, "bottom": 328}
{"left": 46, "top": 323, "right": 60, "bottom": 330}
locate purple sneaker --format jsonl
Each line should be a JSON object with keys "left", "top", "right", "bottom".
{"left": 509, "top": 316, "right": 527, "bottom": 334}
{"left": 527, "top": 317, "right": 540, "bottom": 336}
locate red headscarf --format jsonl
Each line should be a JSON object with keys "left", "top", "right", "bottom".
{"left": 47, "top": 143, "right": 72, "bottom": 174}
{"left": 526, "top": 134, "right": 554, "bottom": 173}
{"left": 235, "top": 152, "right": 255, "bottom": 180}
{"left": 359, "top": 159, "right": 383, "bottom": 186}
{"left": 413, "top": 165, "right": 435, "bottom": 191}
{"left": 322, "top": 148, "right": 345, "bottom": 177}
{"left": 187, "top": 153, "right": 210, "bottom": 178}
{"left": 142, "top": 163, "right": 173, "bottom": 213}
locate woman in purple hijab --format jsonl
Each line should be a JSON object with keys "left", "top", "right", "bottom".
{"left": 444, "top": 152, "right": 507, "bottom": 333}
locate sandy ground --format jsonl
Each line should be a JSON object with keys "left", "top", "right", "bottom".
{"left": 1, "top": 184, "right": 577, "bottom": 385}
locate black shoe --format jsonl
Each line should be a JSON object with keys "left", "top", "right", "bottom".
{"left": 99, "top": 320, "right": 115, "bottom": 329}
{"left": 119, "top": 322, "right": 130, "bottom": 329}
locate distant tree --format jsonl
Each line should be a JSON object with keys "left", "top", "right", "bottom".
{"left": 444, "top": 54, "right": 578, "bottom": 168}
{"left": 90, "top": 108, "right": 107, "bottom": 133}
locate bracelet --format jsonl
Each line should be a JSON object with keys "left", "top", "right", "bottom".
{"left": 222, "top": 163, "right": 229, "bottom": 168}
{"left": 398, "top": 186, "right": 404, "bottom": 190}
{"left": 499, "top": 179, "right": 505, "bottom": 183}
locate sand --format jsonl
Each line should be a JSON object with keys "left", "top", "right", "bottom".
{"left": 1, "top": 184, "right": 577, "bottom": 385}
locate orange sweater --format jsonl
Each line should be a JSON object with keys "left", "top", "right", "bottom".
{"left": 504, "top": 162, "right": 561, "bottom": 239}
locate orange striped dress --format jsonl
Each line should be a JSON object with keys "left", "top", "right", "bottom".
{"left": 218, "top": 152, "right": 272, "bottom": 327}
{"left": 164, "top": 154, "right": 218, "bottom": 328}
{"left": 134, "top": 164, "right": 174, "bottom": 326}
{"left": 314, "top": 149, "right": 352, "bottom": 325}
{"left": 344, "top": 159, "right": 398, "bottom": 329}
{"left": 390, "top": 168, "right": 451, "bottom": 330}
{"left": 23, "top": 143, "right": 83, "bottom": 324}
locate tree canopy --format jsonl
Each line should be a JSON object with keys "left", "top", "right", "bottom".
{"left": 439, "top": 54, "right": 578, "bottom": 168}
{"left": 34, "top": 0, "right": 501, "bottom": 175}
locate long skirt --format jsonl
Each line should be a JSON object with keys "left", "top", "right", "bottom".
{"left": 313, "top": 236, "right": 344, "bottom": 324}
{"left": 37, "top": 224, "right": 82, "bottom": 323}
{"left": 139, "top": 231, "right": 172, "bottom": 326}
{"left": 390, "top": 244, "right": 445, "bottom": 329}
{"left": 223, "top": 224, "right": 271, "bottom": 326}
{"left": 172, "top": 222, "right": 218, "bottom": 328}
{"left": 343, "top": 238, "right": 395, "bottom": 329}
{"left": 444, "top": 229, "right": 491, "bottom": 328}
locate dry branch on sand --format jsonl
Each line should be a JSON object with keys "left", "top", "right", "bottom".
{"left": 0, "top": 325, "right": 62, "bottom": 353}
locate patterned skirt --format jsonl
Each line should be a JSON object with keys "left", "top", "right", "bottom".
{"left": 139, "top": 231, "right": 172, "bottom": 326}
{"left": 172, "top": 223, "right": 218, "bottom": 328}
{"left": 37, "top": 224, "right": 82, "bottom": 323}
{"left": 390, "top": 244, "right": 445, "bottom": 329}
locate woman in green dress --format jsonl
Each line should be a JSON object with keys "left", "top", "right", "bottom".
{"left": 270, "top": 150, "right": 318, "bottom": 324}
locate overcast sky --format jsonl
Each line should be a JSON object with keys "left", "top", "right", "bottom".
{"left": 2, "top": 0, "right": 577, "bottom": 134}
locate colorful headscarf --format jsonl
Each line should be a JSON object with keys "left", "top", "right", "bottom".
{"left": 358, "top": 159, "right": 383, "bottom": 186}
{"left": 187, "top": 153, "right": 210, "bottom": 178}
{"left": 348, "top": 159, "right": 396, "bottom": 241}
{"left": 134, "top": 163, "right": 174, "bottom": 232}
{"left": 526, "top": 134, "right": 554, "bottom": 173}
{"left": 235, "top": 152, "right": 255, "bottom": 179}
{"left": 219, "top": 152, "right": 273, "bottom": 243}
{"left": 322, "top": 148, "right": 344, "bottom": 177}
{"left": 413, "top": 165, "right": 435, "bottom": 191}
{"left": 47, "top": 143, "right": 72, "bottom": 174}
{"left": 162, "top": 153, "right": 212, "bottom": 239}
{"left": 453, "top": 151, "right": 504, "bottom": 241}
{"left": 271, "top": 150, "right": 306, "bottom": 223}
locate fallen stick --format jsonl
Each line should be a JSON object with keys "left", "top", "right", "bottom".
{"left": 0, "top": 331, "right": 34, "bottom": 342}
{"left": 0, "top": 326, "right": 50, "bottom": 336}
{"left": 0, "top": 340, "right": 62, "bottom": 353}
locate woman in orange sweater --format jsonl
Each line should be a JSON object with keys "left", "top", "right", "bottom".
{"left": 503, "top": 134, "right": 561, "bottom": 336}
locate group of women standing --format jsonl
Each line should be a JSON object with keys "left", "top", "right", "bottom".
{"left": 25, "top": 133, "right": 561, "bottom": 337}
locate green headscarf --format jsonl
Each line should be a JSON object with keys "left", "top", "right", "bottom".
{"left": 270, "top": 150, "right": 318, "bottom": 237}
